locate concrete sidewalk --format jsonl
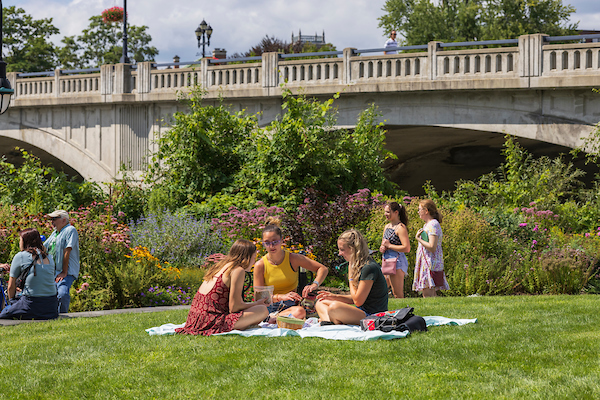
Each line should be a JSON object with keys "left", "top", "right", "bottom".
{"left": 0, "top": 305, "right": 190, "bottom": 326}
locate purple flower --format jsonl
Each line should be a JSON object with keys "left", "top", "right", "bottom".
{"left": 519, "top": 223, "right": 527, "bottom": 227}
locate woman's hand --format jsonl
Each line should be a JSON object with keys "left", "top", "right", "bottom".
{"left": 274, "top": 291, "right": 302, "bottom": 303}
{"left": 416, "top": 228, "right": 424, "bottom": 241}
{"left": 302, "top": 283, "right": 319, "bottom": 298}
{"left": 316, "top": 290, "right": 337, "bottom": 302}
{"left": 254, "top": 298, "right": 269, "bottom": 307}
{"left": 379, "top": 245, "right": 386, "bottom": 253}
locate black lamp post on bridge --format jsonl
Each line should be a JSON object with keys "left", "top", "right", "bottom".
{"left": 120, "top": 0, "right": 130, "bottom": 63}
{"left": 0, "top": 0, "right": 14, "bottom": 114}
{"left": 195, "top": 19, "right": 213, "bottom": 58}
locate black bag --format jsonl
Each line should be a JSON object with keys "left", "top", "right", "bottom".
{"left": 397, "top": 315, "right": 428, "bottom": 333}
{"left": 15, "top": 254, "right": 39, "bottom": 291}
{"left": 360, "top": 306, "right": 416, "bottom": 332}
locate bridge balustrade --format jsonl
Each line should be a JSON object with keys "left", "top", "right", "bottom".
{"left": 543, "top": 42, "right": 600, "bottom": 75}
{"left": 280, "top": 58, "right": 342, "bottom": 85}
{"left": 7, "top": 33, "right": 600, "bottom": 105}
{"left": 352, "top": 53, "right": 427, "bottom": 81}
{"left": 437, "top": 47, "right": 518, "bottom": 78}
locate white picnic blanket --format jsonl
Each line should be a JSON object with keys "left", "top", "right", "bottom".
{"left": 145, "top": 316, "right": 477, "bottom": 341}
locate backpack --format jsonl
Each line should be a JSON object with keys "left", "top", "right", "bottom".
{"left": 360, "top": 307, "right": 427, "bottom": 333}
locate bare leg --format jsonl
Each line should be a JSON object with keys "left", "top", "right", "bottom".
{"left": 387, "top": 270, "right": 405, "bottom": 298}
{"left": 233, "top": 305, "right": 269, "bottom": 330}
{"left": 422, "top": 288, "right": 437, "bottom": 298}
{"left": 327, "top": 301, "right": 368, "bottom": 325}
{"left": 279, "top": 305, "right": 306, "bottom": 319}
{"left": 315, "top": 299, "right": 333, "bottom": 322}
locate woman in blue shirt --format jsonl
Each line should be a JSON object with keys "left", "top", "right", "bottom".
{"left": 0, "top": 228, "right": 59, "bottom": 320}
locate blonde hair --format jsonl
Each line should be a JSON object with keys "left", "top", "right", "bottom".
{"left": 262, "top": 217, "right": 283, "bottom": 239}
{"left": 204, "top": 239, "right": 256, "bottom": 282}
{"left": 419, "top": 199, "right": 442, "bottom": 223}
{"left": 339, "top": 229, "right": 370, "bottom": 289}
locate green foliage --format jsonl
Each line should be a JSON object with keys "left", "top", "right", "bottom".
{"left": 57, "top": 15, "right": 158, "bottom": 68}
{"left": 238, "top": 89, "right": 396, "bottom": 208}
{"left": 147, "top": 87, "right": 258, "bottom": 207}
{"left": 104, "top": 173, "right": 148, "bottom": 223}
{"left": 147, "top": 87, "right": 396, "bottom": 211}
{"left": 0, "top": 149, "right": 104, "bottom": 214}
{"left": 2, "top": 6, "right": 59, "bottom": 72}
{"left": 378, "top": 0, "right": 577, "bottom": 45}
{"left": 453, "top": 135, "right": 585, "bottom": 213}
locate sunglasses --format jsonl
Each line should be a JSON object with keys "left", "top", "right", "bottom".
{"left": 262, "top": 240, "right": 281, "bottom": 247}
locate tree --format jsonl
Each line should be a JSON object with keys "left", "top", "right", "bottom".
{"left": 2, "top": 6, "right": 59, "bottom": 72}
{"left": 231, "top": 35, "right": 337, "bottom": 58}
{"left": 58, "top": 15, "right": 158, "bottom": 68}
{"left": 235, "top": 89, "right": 396, "bottom": 208}
{"left": 146, "top": 88, "right": 396, "bottom": 212}
{"left": 378, "top": 0, "right": 577, "bottom": 45}
{"left": 146, "top": 87, "right": 259, "bottom": 208}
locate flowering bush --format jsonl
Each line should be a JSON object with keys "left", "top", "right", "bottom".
{"left": 130, "top": 211, "right": 227, "bottom": 269}
{"left": 285, "top": 188, "right": 385, "bottom": 275}
{"left": 211, "top": 202, "right": 285, "bottom": 242}
{"left": 101, "top": 7, "right": 125, "bottom": 23}
{"left": 139, "top": 285, "right": 193, "bottom": 307}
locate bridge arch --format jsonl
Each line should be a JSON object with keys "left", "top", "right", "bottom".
{"left": 0, "top": 118, "right": 113, "bottom": 183}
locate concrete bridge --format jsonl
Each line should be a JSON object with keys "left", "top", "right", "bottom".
{"left": 1, "top": 33, "right": 599, "bottom": 183}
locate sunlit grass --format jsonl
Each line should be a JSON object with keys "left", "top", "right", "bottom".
{"left": 1, "top": 295, "right": 599, "bottom": 399}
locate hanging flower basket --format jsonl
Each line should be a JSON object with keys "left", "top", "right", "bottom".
{"left": 101, "top": 6, "right": 125, "bottom": 23}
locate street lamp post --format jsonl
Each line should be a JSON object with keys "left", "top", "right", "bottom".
{"left": 0, "top": 0, "right": 14, "bottom": 115}
{"left": 195, "top": 19, "right": 213, "bottom": 58}
{"left": 120, "top": 0, "right": 130, "bottom": 63}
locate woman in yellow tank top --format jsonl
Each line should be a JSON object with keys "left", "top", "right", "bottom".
{"left": 253, "top": 218, "right": 329, "bottom": 319}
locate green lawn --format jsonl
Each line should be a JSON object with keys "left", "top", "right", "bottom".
{"left": 1, "top": 295, "right": 598, "bottom": 399}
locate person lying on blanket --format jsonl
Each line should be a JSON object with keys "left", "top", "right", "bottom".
{"left": 253, "top": 217, "right": 328, "bottom": 320}
{"left": 176, "top": 239, "right": 269, "bottom": 336}
{"left": 315, "top": 229, "right": 388, "bottom": 325}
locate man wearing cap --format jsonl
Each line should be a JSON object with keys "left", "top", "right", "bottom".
{"left": 44, "top": 210, "right": 79, "bottom": 313}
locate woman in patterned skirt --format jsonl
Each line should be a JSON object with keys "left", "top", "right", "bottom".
{"left": 413, "top": 199, "right": 450, "bottom": 297}
{"left": 176, "top": 239, "right": 268, "bottom": 336}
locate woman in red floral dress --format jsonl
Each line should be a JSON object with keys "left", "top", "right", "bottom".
{"left": 176, "top": 239, "right": 269, "bottom": 336}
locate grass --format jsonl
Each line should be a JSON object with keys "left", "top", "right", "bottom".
{"left": 1, "top": 295, "right": 599, "bottom": 399}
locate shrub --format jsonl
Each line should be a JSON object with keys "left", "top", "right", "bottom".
{"left": 210, "top": 202, "right": 286, "bottom": 243}
{"left": 285, "top": 188, "right": 385, "bottom": 275}
{"left": 129, "top": 211, "right": 227, "bottom": 269}
{"left": 0, "top": 149, "right": 105, "bottom": 214}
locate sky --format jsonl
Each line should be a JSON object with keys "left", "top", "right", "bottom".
{"left": 8, "top": 0, "right": 600, "bottom": 64}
